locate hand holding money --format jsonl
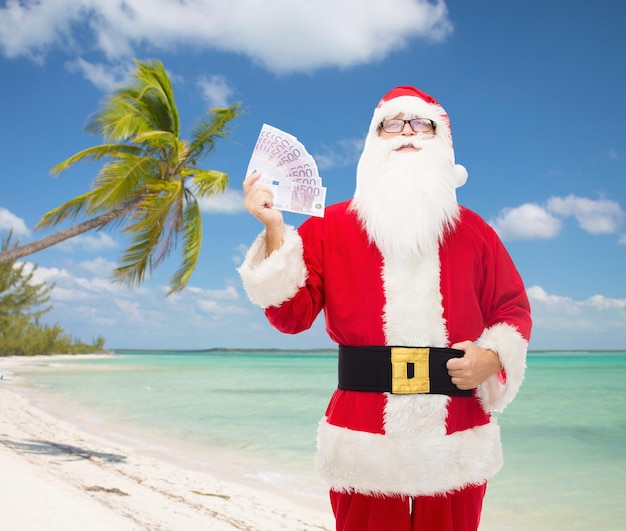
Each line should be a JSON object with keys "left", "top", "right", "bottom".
{"left": 242, "top": 172, "right": 287, "bottom": 256}
{"left": 243, "top": 172, "right": 284, "bottom": 225}
{"left": 256, "top": 173, "right": 326, "bottom": 217}
{"left": 246, "top": 124, "right": 327, "bottom": 218}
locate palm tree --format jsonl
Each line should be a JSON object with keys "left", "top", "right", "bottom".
{"left": 0, "top": 59, "right": 240, "bottom": 294}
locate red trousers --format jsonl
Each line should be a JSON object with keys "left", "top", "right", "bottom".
{"left": 330, "top": 483, "right": 487, "bottom": 531}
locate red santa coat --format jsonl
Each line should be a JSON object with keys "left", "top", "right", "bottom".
{"left": 239, "top": 200, "right": 531, "bottom": 497}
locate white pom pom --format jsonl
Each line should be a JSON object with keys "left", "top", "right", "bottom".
{"left": 454, "top": 164, "right": 468, "bottom": 188}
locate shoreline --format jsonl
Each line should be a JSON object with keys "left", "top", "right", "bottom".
{"left": 4, "top": 353, "right": 612, "bottom": 530}
{"left": 0, "top": 354, "right": 334, "bottom": 530}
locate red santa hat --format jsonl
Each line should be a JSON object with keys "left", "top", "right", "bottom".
{"left": 367, "top": 85, "right": 468, "bottom": 186}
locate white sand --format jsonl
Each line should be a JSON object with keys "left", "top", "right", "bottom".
{"left": 0, "top": 355, "right": 334, "bottom": 531}
{"left": 0, "top": 355, "right": 518, "bottom": 530}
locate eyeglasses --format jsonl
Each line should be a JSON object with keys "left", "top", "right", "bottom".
{"left": 380, "top": 118, "right": 435, "bottom": 133}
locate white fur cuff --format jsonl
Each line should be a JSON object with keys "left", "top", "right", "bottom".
{"left": 476, "top": 323, "right": 528, "bottom": 412}
{"left": 237, "top": 225, "right": 307, "bottom": 308}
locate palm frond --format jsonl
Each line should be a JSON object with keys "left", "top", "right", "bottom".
{"left": 35, "top": 191, "right": 95, "bottom": 230}
{"left": 47, "top": 151, "right": 158, "bottom": 231}
{"left": 167, "top": 195, "right": 202, "bottom": 294}
{"left": 50, "top": 144, "right": 143, "bottom": 176}
{"left": 114, "top": 180, "right": 185, "bottom": 287}
{"left": 132, "top": 130, "right": 179, "bottom": 151}
{"left": 132, "top": 130, "right": 180, "bottom": 163}
{"left": 87, "top": 155, "right": 157, "bottom": 214}
{"left": 86, "top": 59, "right": 179, "bottom": 142}
{"left": 124, "top": 180, "right": 183, "bottom": 237}
{"left": 86, "top": 95, "right": 150, "bottom": 142}
{"left": 187, "top": 103, "right": 241, "bottom": 162}
{"left": 112, "top": 228, "right": 158, "bottom": 287}
{"left": 188, "top": 168, "right": 229, "bottom": 197}
{"left": 132, "top": 59, "right": 179, "bottom": 136}
{"left": 113, "top": 213, "right": 166, "bottom": 288}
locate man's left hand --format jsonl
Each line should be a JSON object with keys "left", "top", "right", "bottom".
{"left": 446, "top": 341, "right": 502, "bottom": 390}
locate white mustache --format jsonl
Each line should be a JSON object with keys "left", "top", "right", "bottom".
{"left": 386, "top": 135, "right": 436, "bottom": 152}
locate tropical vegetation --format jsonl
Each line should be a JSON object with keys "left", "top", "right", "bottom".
{"left": 0, "top": 234, "right": 106, "bottom": 356}
{"left": 0, "top": 58, "right": 241, "bottom": 294}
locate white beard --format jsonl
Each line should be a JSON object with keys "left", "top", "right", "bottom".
{"left": 351, "top": 133, "right": 461, "bottom": 259}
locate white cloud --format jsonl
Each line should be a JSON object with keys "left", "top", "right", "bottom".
{"left": 314, "top": 137, "right": 364, "bottom": 170}
{"left": 526, "top": 285, "right": 571, "bottom": 306}
{"left": 197, "top": 299, "right": 248, "bottom": 317}
{"left": 114, "top": 298, "right": 148, "bottom": 324}
{"left": 546, "top": 195, "right": 624, "bottom": 234}
{"left": 490, "top": 195, "right": 625, "bottom": 241}
{"left": 176, "top": 284, "right": 245, "bottom": 321}
{"left": 31, "top": 263, "right": 124, "bottom": 299}
{"left": 232, "top": 243, "right": 249, "bottom": 266}
{"left": 56, "top": 232, "right": 119, "bottom": 253}
{"left": 0, "top": 0, "right": 453, "bottom": 73}
{"left": 76, "top": 256, "right": 117, "bottom": 276}
{"left": 586, "top": 294, "right": 626, "bottom": 310}
{"left": 65, "top": 57, "right": 134, "bottom": 91}
{"left": 187, "top": 285, "right": 239, "bottom": 301}
{"left": 0, "top": 207, "right": 31, "bottom": 237}
{"left": 29, "top": 264, "right": 71, "bottom": 284}
{"left": 0, "top": 0, "right": 83, "bottom": 62}
{"left": 527, "top": 285, "right": 626, "bottom": 348}
{"left": 527, "top": 285, "right": 626, "bottom": 315}
{"left": 198, "top": 75, "right": 234, "bottom": 107}
{"left": 198, "top": 188, "right": 245, "bottom": 214}
{"left": 490, "top": 203, "right": 562, "bottom": 241}
{"left": 28, "top": 258, "right": 255, "bottom": 346}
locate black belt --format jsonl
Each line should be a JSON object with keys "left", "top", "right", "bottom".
{"left": 338, "top": 345, "right": 473, "bottom": 397}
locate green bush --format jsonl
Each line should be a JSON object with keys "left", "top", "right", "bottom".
{"left": 0, "top": 233, "right": 107, "bottom": 356}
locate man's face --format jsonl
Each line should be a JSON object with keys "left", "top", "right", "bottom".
{"left": 378, "top": 113, "right": 436, "bottom": 153}
{"left": 352, "top": 109, "right": 461, "bottom": 258}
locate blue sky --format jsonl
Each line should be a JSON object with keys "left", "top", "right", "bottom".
{"left": 1, "top": 0, "right": 625, "bottom": 350}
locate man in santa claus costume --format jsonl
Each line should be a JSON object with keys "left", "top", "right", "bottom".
{"left": 239, "top": 86, "right": 531, "bottom": 531}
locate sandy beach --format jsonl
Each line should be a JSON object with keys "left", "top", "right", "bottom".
{"left": 4, "top": 353, "right": 616, "bottom": 531}
{"left": 0, "top": 355, "right": 334, "bottom": 531}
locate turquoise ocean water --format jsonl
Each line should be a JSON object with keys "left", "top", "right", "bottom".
{"left": 10, "top": 350, "right": 626, "bottom": 530}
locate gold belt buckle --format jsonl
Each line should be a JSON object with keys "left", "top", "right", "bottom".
{"left": 391, "top": 347, "right": 430, "bottom": 394}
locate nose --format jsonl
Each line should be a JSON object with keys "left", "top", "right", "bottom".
{"left": 401, "top": 122, "right": 417, "bottom": 135}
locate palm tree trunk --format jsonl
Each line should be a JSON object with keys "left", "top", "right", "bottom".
{"left": 0, "top": 202, "right": 137, "bottom": 265}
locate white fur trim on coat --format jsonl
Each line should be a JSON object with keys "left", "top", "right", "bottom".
{"left": 316, "top": 409, "right": 503, "bottom": 497}
{"left": 381, "top": 251, "right": 448, "bottom": 346}
{"left": 237, "top": 225, "right": 307, "bottom": 308}
{"left": 476, "top": 323, "right": 528, "bottom": 412}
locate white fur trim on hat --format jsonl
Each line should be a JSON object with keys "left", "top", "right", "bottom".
{"left": 369, "top": 94, "right": 453, "bottom": 150}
